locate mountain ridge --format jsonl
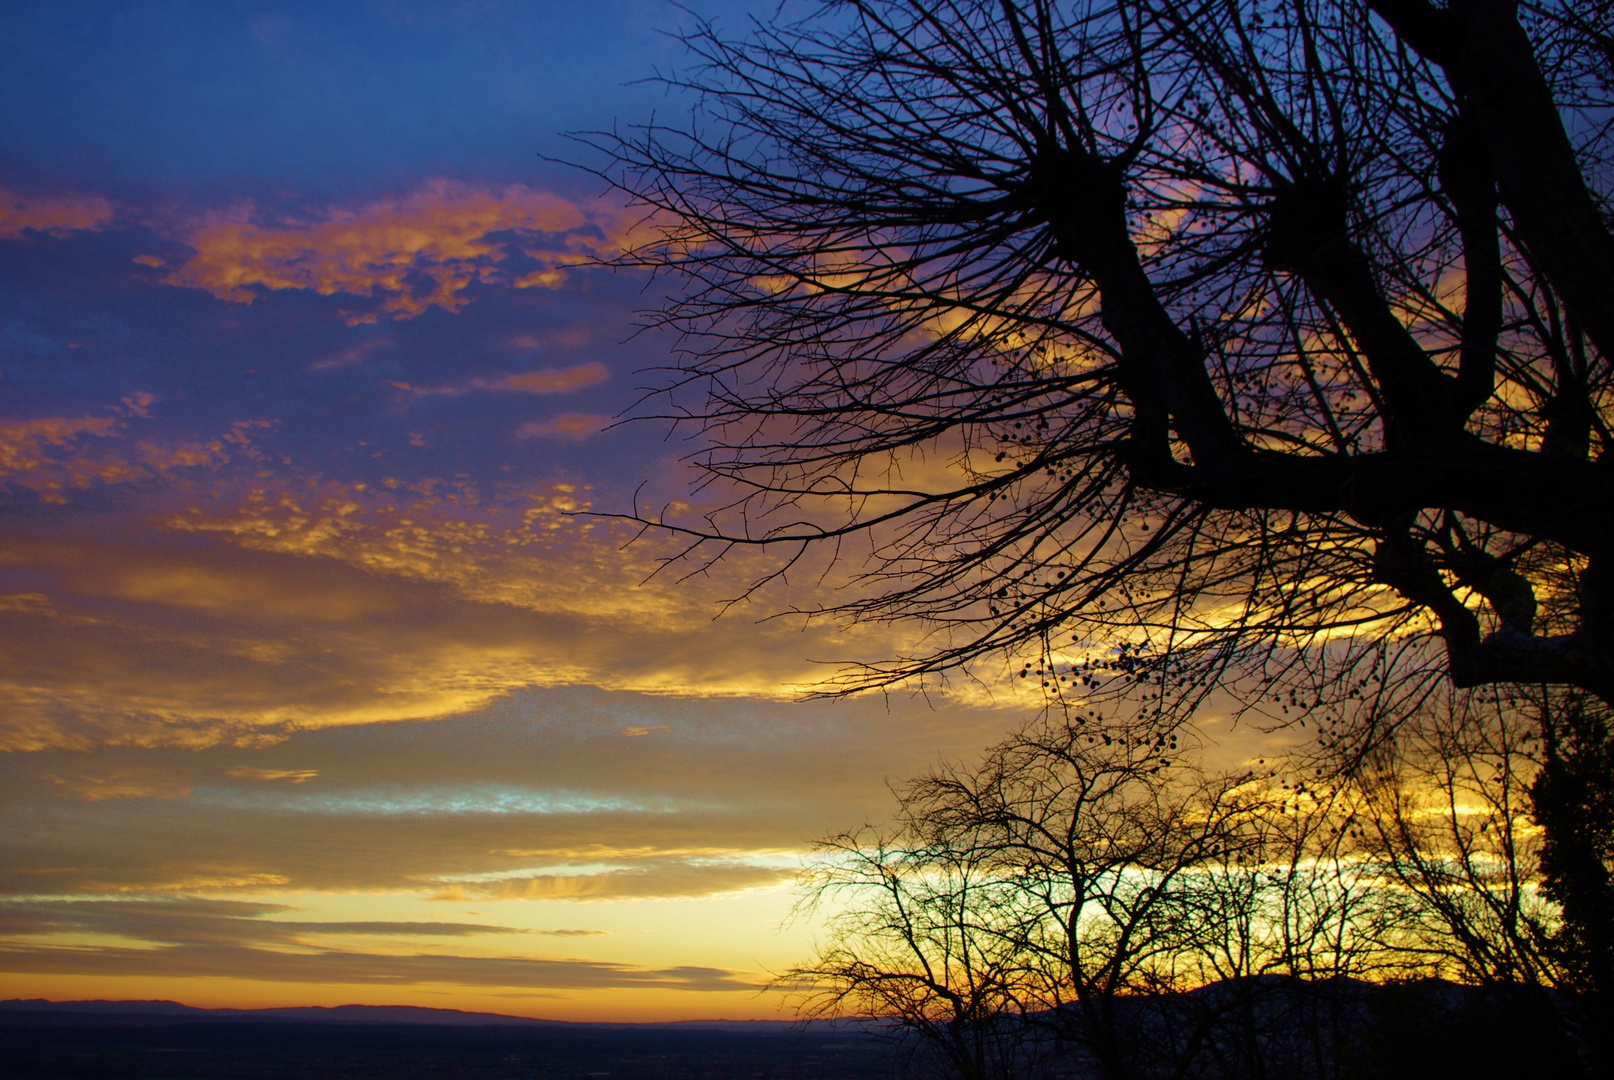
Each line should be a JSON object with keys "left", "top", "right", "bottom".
{"left": 0, "top": 998, "right": 830, "bottom": 1030}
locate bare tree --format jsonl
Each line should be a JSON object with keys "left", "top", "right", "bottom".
{"left": 1351, "top": 691, "right": 1562, "bottom": 988}
{"left": 784, "top": 819, "right": 1037, "bottom": 1080}
{"left": 787, "top": 716, "right": 1286, "bottom": 1080}
{"left": 586, "top": 0, "right": 1614, "bottom": 721}
{"left": 787, "top": 704, "right": 1605, "bottom": 1079}
{"left": 1165, "top": 788, "right": 1405, "bottom": 1080}
{"left": 1346, "top": 688, "right": 1613, "bottom": 1072}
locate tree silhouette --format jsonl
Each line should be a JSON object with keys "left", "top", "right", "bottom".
{"left": 787, "top": 704, "right": 1603, "bottom": 1079}
{"left": 589, "top": 0, "right": 1614, "bottom": 719}
{"left": 786, "top": 717, "right": 1285, "bottom": 1080}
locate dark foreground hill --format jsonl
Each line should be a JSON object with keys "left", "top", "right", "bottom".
{"left": 1, "top": 981, "right": 1597, "bottom": 1080}
{"left": 0, "top": 1000, "right": 892, "bottom": 1080}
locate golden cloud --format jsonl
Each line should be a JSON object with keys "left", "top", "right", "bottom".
{"left": 0, "top": 426, "right": 1051, "bottom": 752}
{"left": 0, "top": 187, "right": 114, "bottom": 239}
{"left": 225, "top": 767, "right": 320, "bottom": 783}
{"left": 433, "top": 862, "right": 795, "bottom": 902}
{"left": 0, "top": 520, "right": 849, "bottom": 750}
{"left": 163, "top": 180, "right": 646, "bottom": 321}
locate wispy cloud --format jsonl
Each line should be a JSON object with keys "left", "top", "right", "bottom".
{"left": 391, "top": 361, "right": 609, "bottom": 399}
{"left": 0, "top": 688, "right": 1014, "bottom": 897}
{"left": 0, "top": 897, "right": 524, "bottom": 945}
{"left": 516, "top": 413, "right": 610, "bottom": 440}
{"left": 432, "top": 861, "right": 796, "bottom": 902}
{"left": 45, "top": 771, "right": 194, "bottom": 802}
{"left": 0, "top": 898, "right": 750, "bottom": 990}
{"left": 0, "top": 942, "right": 755, "bottom": 991}
{"left": 308, "top": 337, "right": 392, "bottom": 371}
{"left": 479, "top": 364, "right": 608, "bottom": 394}
{"left": 225, "top": 767, "right": 319, "bottom": 783}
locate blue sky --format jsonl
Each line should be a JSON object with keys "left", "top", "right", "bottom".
{"left": 0, "top": 0, "right": 1038, "bottom": 1021}
{"left": 0, "top": 0, "right": 1279, "bottom": 1021}
{"left": 0, "top": 1, "right": 744, "bottom": 193}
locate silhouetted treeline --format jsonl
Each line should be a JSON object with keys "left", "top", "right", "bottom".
{"left": 784, "top": 690, "right": 1614, "bottom": 1080}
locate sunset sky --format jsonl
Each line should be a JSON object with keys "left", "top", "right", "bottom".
{"left": 0, "top": 1, "right": 1278, "bottom": 1022}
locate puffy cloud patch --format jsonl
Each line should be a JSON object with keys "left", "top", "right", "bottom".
{"left": 0, "top": 186, "right": 114, "bottom": 238}
{"left": 0, "top": 416, "right": 122, "bottom": 501}
{"left": 0, "top": 413, "right": 270, "bottom": 504}
{"left": 160, "top": 180, "right": 645, "bottom": 321}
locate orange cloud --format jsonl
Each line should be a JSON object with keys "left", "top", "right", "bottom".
{"left": 224, "top": 767, "right": 319, "bottom": 783}
{"left": 477, "top": 363, "right": 608, "bottom": 394}
{"left": 165, "top": 180, "right": 644, "bottom": 321}
{"left": 0, "top": 187, "right": 115, "bottom": 239}
{"left": 0, "top": 414, "right": 268, "bottom": 503}
{"left": 0, "top": 416, "right": 119, "bottom": 476}
{"left": 515, "top": 413, "right": 609, "bottom": 440}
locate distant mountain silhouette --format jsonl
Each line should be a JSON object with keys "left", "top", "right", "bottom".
{"left": 0, "top": 997, "right": 864, "bottom": 1030}
{"left": 0, "top": 999, "right": 892, "bottom": 1080}
{"left": 0, "top": 998, "right": 562, "bottom": 1026}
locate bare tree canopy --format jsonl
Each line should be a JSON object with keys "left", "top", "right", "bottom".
{"left": 783, "top": 699, "right": 1606, "bottom": 1079}
{"left": 587, "top": 0, "right": 1614, "bottom": 710}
